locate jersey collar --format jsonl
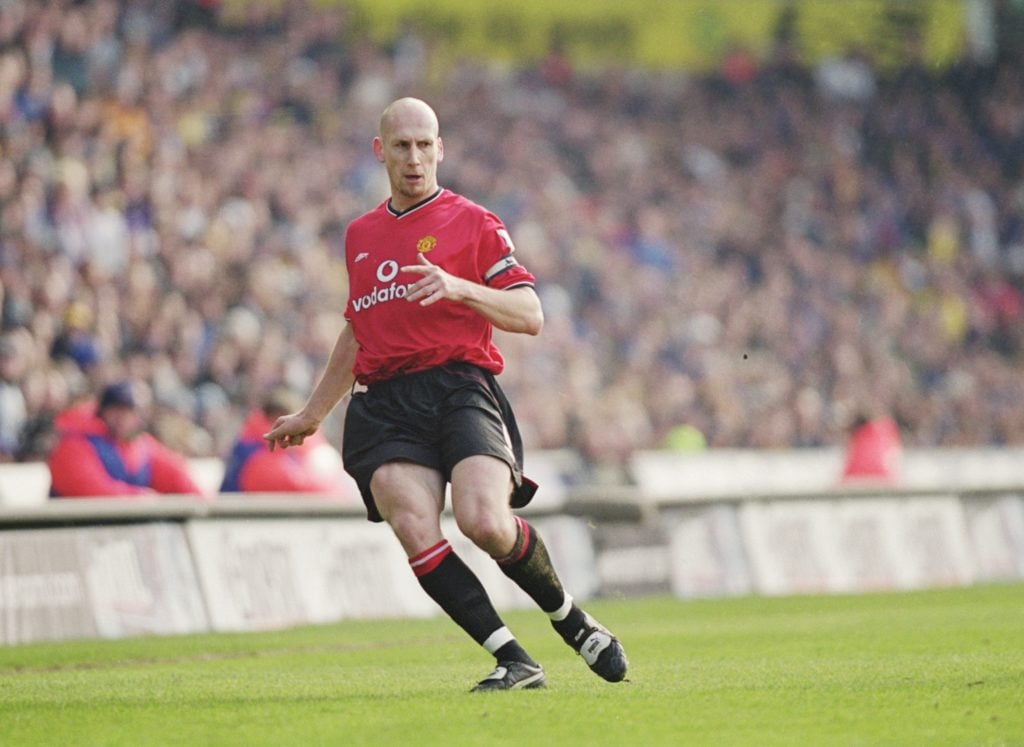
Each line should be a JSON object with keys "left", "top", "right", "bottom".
{"left": 386, "top": 188, "right": 444, "bottom": 218}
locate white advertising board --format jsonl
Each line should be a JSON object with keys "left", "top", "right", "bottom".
{"left": 737, "top": 495, "right": 975, "bottom": 596}
{"left": 961, "top": 494, "right": 1024, "bottom": 582}
{"left": 739, "top": 499, "right": 839, "bottom": 595}
{"left": 1, "top": 528, "right": 94, "bottom": 644}
{"left": 0, "top": 524, "right": 207, "bottom": 645}
{"left": 890, "top": 495, "right": 975, "bottom": 588}
{"left": 667, "top": 505, "right": 752, "bottom": 599}
{"left": 187, "top": 519, "right": 432, "bottom": 632}
{"left": 187, "top": 515, "right": 598, "bottom": 633}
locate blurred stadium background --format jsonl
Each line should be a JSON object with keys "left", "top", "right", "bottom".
{"left": 2, "top": 0, "right": 1024, "bottom": 646}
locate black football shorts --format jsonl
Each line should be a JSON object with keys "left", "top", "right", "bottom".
{"left": 342, "top": 362, "right": 537, "bottom": 522}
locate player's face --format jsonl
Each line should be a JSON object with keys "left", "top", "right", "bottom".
{"left": 374, "top": 113, "right": 443, "bottom": 211}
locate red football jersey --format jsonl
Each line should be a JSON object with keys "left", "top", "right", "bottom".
{"left": 344, "top": 189, "right": 536, "bottom": 384}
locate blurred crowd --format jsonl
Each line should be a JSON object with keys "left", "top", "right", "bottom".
{"left": 2, "top": 1, "right": 1023, "bottom": 480}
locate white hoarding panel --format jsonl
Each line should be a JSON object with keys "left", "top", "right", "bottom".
{"left": 893, "top": 496, "right": 975, "bottom": 588}
{"left": 1, "top": 524, "right": 206, "bottom": 645}
{"left": 829, "top": 498, "right": 905, "bottom": 592}
{"left": 738, "top": 495, "right": 976, "bottom": 597}
{"left": 0, "top": 528, "right": 94, "bottom": 644}
{"left": 667, "top": 505, "right": 752, "bottom": 598}
{"left": 739, "top": 500, "right": 839, "bottom": 595}
{"left": 963, "top": 495, "right": 1024, "bottom": 581}
{"left": 187, "top": 516, "right": 597, "bottom": 633}
{"left": 187, "top": 519, "right": 434, "bottom": 632}
{"left": 80, "top": 524, "right": 208, "bottom": 638}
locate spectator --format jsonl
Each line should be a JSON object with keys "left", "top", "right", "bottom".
{"left": 47, "top": 380, "right": 206, "bottom": 498}
{"left": 50, "top": 301, "right": 101, "bottom": 371}
{"left": 219, "top": 386, "right": 355, "bottom": 499}
{"left": 840, "top": 412, "right": 903, "bottom": 484}
{"left": 0, "top": 330, "right": 28, "bottom": 460}
{"left": 0, "top": 0, "right": 1020, "bottom": 484}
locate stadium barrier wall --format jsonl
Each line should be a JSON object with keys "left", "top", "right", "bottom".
{"left": 185, "top": 513, "right": 595, "bottom": 635}
{"left": 570, "top": 446, "right": 1024, "bottom": 599}
{"left": 0, "top": 521, "right": 208, "bottom": 645}
{"left": 2, "top": 448, "right": 1024, "bottom": 645}
{"left": 571, "top": 489, "right": 1024, "bottom": 599}
{"left": 0, "top": 494, "right": 595, "bottom": 645}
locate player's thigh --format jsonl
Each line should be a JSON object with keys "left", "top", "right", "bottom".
{"left": 449, "top": 454, "right": 516, "bottom": 552}
{"left": 370, "top": 461, "right": 446, "bottom": 554}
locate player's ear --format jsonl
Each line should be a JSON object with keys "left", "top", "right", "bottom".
{"left": 372, "top": 136, "right": 384, "bottom": 162}
{"left": 437, "top": 136, "right": 443, "bottom": 162}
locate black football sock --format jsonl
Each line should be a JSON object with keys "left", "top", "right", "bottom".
{"left": 494, "top": 640, "right": 536, "bottom": 666}
{"left": 496, "top": 516, "right": 589, "bottom": 646}
{"left": 550, "top": 601, "right": 590, "bottom": 650}
{"left": 411, "top": 539, "right": 536, "bottom": 666}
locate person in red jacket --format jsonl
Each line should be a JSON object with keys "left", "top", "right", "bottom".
{"left": 48, "top": 381, "right": 205, "bottom": 498}
{"left": 841, "top": 412, "right": 903, "bottom": 484}
{"left": 219, "top": 387, "right": 355, "bottom": 499}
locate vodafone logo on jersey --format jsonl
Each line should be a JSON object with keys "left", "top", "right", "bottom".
{"left": 377, "top": 260, "right": 400, "bottom": 282}
{"left": 350, "top": 260, "right": 414, "bottom": 312}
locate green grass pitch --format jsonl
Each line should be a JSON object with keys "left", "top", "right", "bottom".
{"left": 1, "top": 584, "right": 1022, "bottom": 746}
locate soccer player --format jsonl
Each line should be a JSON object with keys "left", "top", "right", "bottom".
{"left": 263, "top": 97, "right": 628, "bottom": 691}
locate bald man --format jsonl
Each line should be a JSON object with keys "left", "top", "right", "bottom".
{"left": 265, "top": 98, "right": 627, "bottom": 691}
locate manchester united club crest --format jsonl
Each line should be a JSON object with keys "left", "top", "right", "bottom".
{"left": 416, "top": 235, "right": 437, "bottom": 253}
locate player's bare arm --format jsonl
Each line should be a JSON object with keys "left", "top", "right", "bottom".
{"left": 401, "top": 253, "right": 543, "bottom": 335}
{"left": 263, "top": 325, "right": 358, "bottom": 450}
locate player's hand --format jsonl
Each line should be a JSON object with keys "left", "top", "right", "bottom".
{"left": 263, "top": 412, "right": 320, "bottom": 451}
{"left": 401, "top": 253, "right": 466, "bottom": 306}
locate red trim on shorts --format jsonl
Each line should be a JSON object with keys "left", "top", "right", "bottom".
{"left": 409, "top": 539, "right": 452, "bottom": 577}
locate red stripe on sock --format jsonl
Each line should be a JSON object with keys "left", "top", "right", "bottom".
{"left": 409, "top": 540, "right": 451, "bottom": 577}
{"left": 511, "top": 516, "right": 531, "bottom": 563}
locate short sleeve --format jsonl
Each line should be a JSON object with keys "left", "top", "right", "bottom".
{"left": 478, "top": 212, "right": 536, "bottom": 290}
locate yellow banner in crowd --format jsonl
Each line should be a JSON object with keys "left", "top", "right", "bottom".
{"left": 336, "top": 0, "right": 965, "bottom": 71}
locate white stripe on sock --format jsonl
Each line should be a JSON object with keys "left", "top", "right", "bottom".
{"left": 409, "top": 540, "right": 451, "bottom": 571}
{"left": 546, "top": 593, "right": 574, "bottom": 622}
{"left": 482, "top": 626, "right": 515, "bottom": 654}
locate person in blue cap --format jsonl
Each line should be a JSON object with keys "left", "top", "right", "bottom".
{"left": 48, "top": 380, "right": 205, "bottom": 498}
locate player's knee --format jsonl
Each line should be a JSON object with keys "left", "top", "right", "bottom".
{"left": 387, "top": 510, "right": 441, "bottom": 553}
{"left": 386, "top": 510, "right": 421, "bottom": 539}
{"left": 455, "top": 507, "right": 514, "bottom": 556}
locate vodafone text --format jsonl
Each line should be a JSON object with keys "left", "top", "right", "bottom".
{"left": 351, "top": 282, "right": 414, "bottom": 312}
{"left": 351, "top": 259, "right": 413, "bottom": 312}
